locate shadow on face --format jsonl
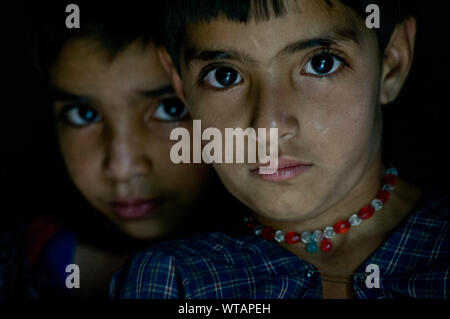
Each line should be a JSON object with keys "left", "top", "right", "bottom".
{"left": 50, "top": 38, "right": 214, "bottom": 240}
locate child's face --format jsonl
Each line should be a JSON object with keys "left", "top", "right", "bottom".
{"left": 172, "top": 1, "right": 387, "bottom": 222}
{"left": 50, "top": 39, "right": 212, "bottom": 239}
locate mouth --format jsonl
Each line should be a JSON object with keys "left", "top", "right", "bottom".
{"left": 250, "top": 158, "right": 313, "bottom": 182}
{"left": 111, "top": 198, "right": 160, "bottom": 220}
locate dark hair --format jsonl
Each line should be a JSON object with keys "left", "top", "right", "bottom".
{"left": 162, "top": 0, "right": 416, "bottom": 71}
{"left": 31, "top": 1, "right": 163, "bottom": 81}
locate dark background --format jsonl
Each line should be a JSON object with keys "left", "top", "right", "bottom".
{"left": 0, "top": 1, "right": 448, "bottom": 227}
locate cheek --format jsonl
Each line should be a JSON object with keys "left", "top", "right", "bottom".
{"left": 160, "top": 163, "right": 213, "bottom": 208}
{"left": 149, "top": 119, "right": 193, "bottom": 140}
{"left": 186, "top": 84, "right": 249, "bottom": 129}
{"left": 212, "top": 163, "right": 248, "bottom": 200}
{"left": 58, "top": 131, "right": 104, "bottom": 195}
{"left": 167, "top": 164, "right": 212, "bottom": 197}
{"left": 300, "top": 70, "right": 381, "bottom": 166}
{"left": 150, "top": 136, "right": 213, "bottom": 195}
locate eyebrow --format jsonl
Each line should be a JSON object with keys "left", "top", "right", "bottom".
{"left": 49, "top": 85, "right": 175, "bottom": 102}
{"left": 184, "top": 27, "right": 361, "bottom": 67}
{"left": 49, "top": 87, "right": 88, "bottom": 103}
{"left": 139, "top": 85, "right": 175, "bottom": 98}
{"left": 280, "top": 28, "right": 360, "bottom": 57}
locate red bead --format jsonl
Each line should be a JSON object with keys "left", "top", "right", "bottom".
{"left": 262, "top": 227, "right": 275, "bottom": 240}
{"left": 321, "top": 238, "right": 333, "bottom": 252}
{"left": 334, "top": 221, "right": 351, "bottom": 234}
{"left": 383, "top": 174, "right": 397, "bottom": 186}
{"left": 285, "top": 232, "right": 302, "bottom": 244}
{"left": 247, "top": 222, "right": 254, "bottom": 229}
{"left": 377, "top": 190, "right": 390, "bottom": 203}
{"left": 358, "top": 205, "right": 375, "bottom": 220}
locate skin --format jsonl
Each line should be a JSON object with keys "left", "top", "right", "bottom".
{"left": 161, "top": 0, "right": 420, "bottom": 298}
{"left": 50, "top": 38, "right": 214, "bottom": 296}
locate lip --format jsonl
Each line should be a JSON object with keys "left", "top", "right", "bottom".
{"left": 250, "top": 158, "right": 313, "bottom": 182}
{"left": 111, "top": 198, "right": 160, "bottom": 220}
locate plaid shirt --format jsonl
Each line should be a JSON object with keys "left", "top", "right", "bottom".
{"left": 110, "top": 190, "right": 449, "bottom": 299}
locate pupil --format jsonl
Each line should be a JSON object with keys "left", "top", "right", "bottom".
{"left": 163, "top": 98, "right": 184, "bottom": 117}
{"left": 312, "top": 55, "right": 334, "bottom": 74}
{"left": 215, "top": 67, "right": 237, "bottom": 86}
{"left": 80, "top": 107, "right": 96, "bottom": 121}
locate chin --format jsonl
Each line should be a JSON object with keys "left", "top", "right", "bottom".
{"left": 251, "top": 198, "right": 288, "bottom": 219}
{"left": 122, "top": 229, "right": 161, "bottom": 241}
{"left": 252, "top": 191, "right": 314, "bottom": 221}
{"left": 116, "top": 221, "right": 166, "bottom": 241}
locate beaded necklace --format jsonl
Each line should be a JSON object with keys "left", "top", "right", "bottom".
{"left": 245, "top": 167, "right": 398, "bottom": 253}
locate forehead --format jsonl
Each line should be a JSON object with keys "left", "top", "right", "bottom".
{"left": 183, "top": 0, "right": 367, "bottom": 60}
{"left": 50, "top": 38, "right": 168, "bottom": 95}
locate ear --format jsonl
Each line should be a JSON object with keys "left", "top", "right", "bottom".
{"left": 158, "top": 47, "right": 187, "bottom": 104}
{"left": 380, "top": 17, "right": 417, "bottom": 105}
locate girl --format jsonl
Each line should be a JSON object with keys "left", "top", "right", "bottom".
{"left": 27, "top": 1, "right": 240, "bottom": 298}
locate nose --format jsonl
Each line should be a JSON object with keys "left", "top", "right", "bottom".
{"left": 103, "top": 124, "right": 152, "bottom": 182}
{"left": 249, "top": 82, "right": 299, "bottom": 143}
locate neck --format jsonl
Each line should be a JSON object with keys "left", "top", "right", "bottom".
{"left": 290, "top": 177, "right": 421, "bottom": 274}
{"left": 244, "top": 153, "right": 423, "bottom": 276}
{"left": 257, "top": 157, "right": 385, "bottom": 237}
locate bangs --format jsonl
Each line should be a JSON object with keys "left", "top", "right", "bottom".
{"left": 175, "top": 0, "right": 288, "bottom": 24}
{"left": 163, "top": 0, "right": 415, "bottom": 71}
{"left": 247, "top": 0, "right": 288, "bottom": 22}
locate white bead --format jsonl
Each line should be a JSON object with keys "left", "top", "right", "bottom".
{"left": 349, "top": 214, "right": 362, "bottom": 226}
{"left": 254, "top": 225, "right": 263, "bottom": 236}
{"left": 382, "top": 184, "right": 394, "bottom": 192}
{"left": 323, "top": 226, "right": 336, "bottom": 239}
{"left": 274, "top": 230, "right": 285, "bottom": 243}
{"left": 386, "top": 167, "right": 398, "bottom": 176}
{"left": 371, "top": 199, "right": 383, "bottom": 211}
{"left": 301, "top": 231, "right": 310, "bottom": 244}
{"left": 313, "top": 230, "right": 323, "bottom": 242}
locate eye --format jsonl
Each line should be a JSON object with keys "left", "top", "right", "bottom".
{"left": 203, "top": 66, "right": 243, "bottom": 89}
{"left": 153, "top": 97, "right": 189, "bottom": 122}
{"left": 303, "top": 53, "right": 343, "bottom": 77}
{"left": 62, "top": 105, "right": 102, "bottom": 127}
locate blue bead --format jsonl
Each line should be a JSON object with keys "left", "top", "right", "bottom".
{"left": 306, "top": 241, "right": 319, "bottom": 253}
{"left": 386, "top": 167, "right": 398, "bottom": 176}
{"left": 306, "top": 233, "right": 319, "bottom": 253}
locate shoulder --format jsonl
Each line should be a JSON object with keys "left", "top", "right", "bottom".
{"left": 400, "top": 188, "right": 449, "bottom": 240}
{"left": 129, "top": 231, "right": 301, "bottom": 268}
{"left": 412, "top": 188, "right": 448, "bottom": 220}
{"left": 365, "top": 188, "right": 449, "bottom": 298}
{"left": 110, "top": 232, "right": 310, "bottom": 299}
{"left": 152, "top": 231, "right": 291, "bottom": 259}
{"left": 389, "top": 188, "right": 448, "bottom": 253}
{"left": 110, "top": 244, "right": 180, "bottom": 299}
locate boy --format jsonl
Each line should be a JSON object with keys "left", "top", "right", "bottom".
{"left": 110, "top": 0, "right": 448, "bottom": 299}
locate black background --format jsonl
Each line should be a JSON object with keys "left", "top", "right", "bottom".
{"left": 0, "top": 1, "right": 448, "bottom": 227}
